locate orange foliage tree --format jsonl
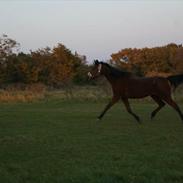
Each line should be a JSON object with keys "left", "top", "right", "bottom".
{"left": 111, "top": 43, "right": 183, "bottom": 76}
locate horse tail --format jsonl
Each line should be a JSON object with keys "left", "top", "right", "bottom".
{"left": 167, "top": 74, "right": 183, "bottom": 90}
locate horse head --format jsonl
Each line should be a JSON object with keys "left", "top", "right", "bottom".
{"left": 88, "top": 60, "right": 105, "bottom": 79}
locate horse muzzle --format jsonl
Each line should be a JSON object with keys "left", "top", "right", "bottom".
{"left": 88, "top": 72, "right": 93, "bottom": 79}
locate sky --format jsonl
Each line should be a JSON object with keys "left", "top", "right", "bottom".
{"left": 0, "top": 0, "right": 183, "bottom": 62}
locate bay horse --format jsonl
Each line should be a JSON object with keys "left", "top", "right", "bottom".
{"left": 88, "top": 60, "right": 183, "bottom": 123}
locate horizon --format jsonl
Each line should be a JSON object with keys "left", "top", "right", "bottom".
{"left": 0, "top": 0, "right": 183, "bottom": 62}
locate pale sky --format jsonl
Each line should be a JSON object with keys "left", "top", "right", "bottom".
{"left": 0, "top": 0, "right": 183, "bottom": 62}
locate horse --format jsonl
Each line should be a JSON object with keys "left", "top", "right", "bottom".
{"left": 88, "top": 60, "right": 183, "bottom": 123}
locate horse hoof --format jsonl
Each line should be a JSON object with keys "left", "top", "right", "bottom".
{"left": 151, "top": 115, "right": 155, "bottom": 120}
{"left": 137, "top": 118, "right": 142, "bottom": 124}
{"left": 97, "top": 117, "right": 101, "bottom": 121}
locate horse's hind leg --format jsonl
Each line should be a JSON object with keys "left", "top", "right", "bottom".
{"left": 163, "top": 96, "right": 183, "bottom": 122}
{"left": 151, "top": 95, "right": 165, "bottom": 120}
{"left": 122, "top": 98, "right": 141, "bottom": 123}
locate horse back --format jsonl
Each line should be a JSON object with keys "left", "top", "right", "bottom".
{"left": 113, "top": 75, "right": 170, "bottom": 98}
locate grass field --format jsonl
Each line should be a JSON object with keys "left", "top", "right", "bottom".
{"left": 0, "top": 99, "right": 183, "bottom": 183}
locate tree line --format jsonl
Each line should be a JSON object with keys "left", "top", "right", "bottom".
{"left": 111, "top": 43, "right": 183, "bottom": 76}
{"left": 0, "top": 35, "right": 89, "bottom": 88}
{"left": 0, "top": 35, "right": 183, "bottom": 88}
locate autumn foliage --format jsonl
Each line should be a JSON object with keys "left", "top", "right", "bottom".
{"left": 0, "top": 35, "right": 183, "bottom": 89}
{"left": 111, "top": 43, "right": 183, "bottom": 77}
{"left": 0, "top": 35, "right": 88, "bottom": 88}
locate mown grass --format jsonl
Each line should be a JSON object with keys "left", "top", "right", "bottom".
{"left": 0, "top": 99, "right": 183, "bottom": 183}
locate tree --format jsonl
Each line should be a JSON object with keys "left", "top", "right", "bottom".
{"left": 0, "top": 35, "right": 20, "bottom": 84}
{"left": 0, "top": 34, "right": 19, "bottom": 60}
{"left": 111, "top": 43, "right": 183, "bottom": 76}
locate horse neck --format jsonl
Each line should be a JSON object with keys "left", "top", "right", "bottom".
{"left": 103, "top": 71, "right": 116, "bottom": 86}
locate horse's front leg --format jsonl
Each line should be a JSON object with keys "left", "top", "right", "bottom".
{"left": 122, "top": 98, "right": 141, "bottom": 124}
{"left": 98, "top": 96, "right": 119, "bottom": 120}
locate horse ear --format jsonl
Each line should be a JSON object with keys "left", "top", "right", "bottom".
{"left": 94, "top": 60, "right": 99, "bottom": 65}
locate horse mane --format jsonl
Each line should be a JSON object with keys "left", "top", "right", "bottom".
{"left": 101, "top": 62, "right": 131, "bottom": 78}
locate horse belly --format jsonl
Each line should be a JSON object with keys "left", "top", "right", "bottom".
{"left": 127, "top": 91, "right": 150, "bottom": 98}
{"left": 125, "top": 83, "right": 154, "bottom": 98}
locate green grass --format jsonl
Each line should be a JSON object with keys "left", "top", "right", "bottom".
{"left": 0, "top": 99, "right": 183, "bottom": 183}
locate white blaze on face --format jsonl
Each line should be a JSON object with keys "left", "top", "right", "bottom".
{"left": 98, "top": 64, "right": 102, "bottom": 73}
{"left": 88, "top": 63, "right": 102, "bottom": 78}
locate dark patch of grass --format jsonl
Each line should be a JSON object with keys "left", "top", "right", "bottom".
{"left": 0, "top": 100, "right": 183, "bottom": 183}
